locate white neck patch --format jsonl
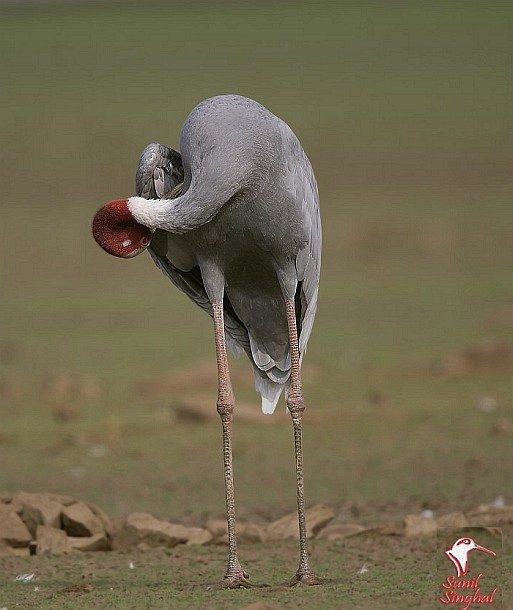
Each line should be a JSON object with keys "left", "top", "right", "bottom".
{"left": 127, "top": 196, "right": 163, "bottom": 230}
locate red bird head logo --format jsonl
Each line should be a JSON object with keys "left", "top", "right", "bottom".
{"left": 445, "top": 537, "right": 496, "bottom": 577}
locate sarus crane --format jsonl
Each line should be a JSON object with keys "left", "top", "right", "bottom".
{"left": 92, "top": 95, "right": 322, "bottom": 588}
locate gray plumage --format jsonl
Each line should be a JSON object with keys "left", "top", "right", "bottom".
{"left": 134, "top": 95, "right": 321, "bottom": 414}
{"left": 136, "top": 143, "right": 184, "bottom": 199}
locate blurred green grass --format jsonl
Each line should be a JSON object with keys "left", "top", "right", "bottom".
{"left": 0, "top": 0, "right": 512, "bottom": 535}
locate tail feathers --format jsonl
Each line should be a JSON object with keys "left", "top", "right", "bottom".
{"left": 254, "top": 373, "right": 288, "bottom": 414}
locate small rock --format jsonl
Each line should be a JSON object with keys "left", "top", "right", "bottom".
{"left": 437, "top": 511, "right": 468, "bottom": 528}
{"left": 492, "top": 496, "right": 505, "bottom": 508}
{"left": 0, "top": 492, "right": 14, "bottom": 504}
{"left": 79, "top": 377, "right": 103, "bottom": 400}
{"left": 367, "top": 390, "right": 385, "bottom": 406}
{"left": 239, "top": 522, "right": 267, "bottom": 543}
{"left": 467, "top": 505, "right": 513, "bottom": 526}
{"left": 85, "top": 502, "right": 113, "bottom": 536}
{"left": 215, "top": 522, "right": 268, "bottom": 546}
{"left": 68, "top": 533, "right": 111, "bottom": 552}
{"left": 88, "top": 444, "right": 107, "bottom": 458}
{"left": 61, "top": 583, "right": 94, "bottom": 593}
{"left": 52, "top": 405, "right": 80, "bottom": 422}
{"left": 404, "top": 514, "right": 437, "bottom": 537}
{"left": 0, "top": 546, "right": 30, "bottom": 557}
{"left": 61, "top": 502, "right": 106, "bottom": 537}
{"left": 492, "top": 418, "right": 512, "bottom": 436}
{"left": 267, "top": 504, "right": 335, "bottom": 541}
{"left": 185, "top": 527, "right": 213, "bottom": 546}
{"left": 349, "top": 525, "right": 402, "bottom": 537}
{"left": 0, "top": 504, "right": 32, "bottom": 549}
{"left": 113, "top": 512, "right": 189, "bottom": 550}
{"left": 43, "top": 371, "right": 76, "bottom": 402}
{"left": 14, "top": 492, "right": 63, "bottom": 537}
{"left": 316, "top": 523, "right": 366, "bottom": 540}
{"left": 435, "top": 339, "right": 513, "bottom": 378}
{"left": 36, "top": 525, "right": 71, "bottom": 555}
{"left": 49, "top": 493, "right": 77, "bottom": 507}
{"left": 135, "top": 542, "right": 152, "bottom": 552}
{"left": 477, "top": 396, "right": 498, "bottom": 413}
{"left": 205, "top": 518, "right": 227, "bottom": 537}
{"left": 9, "top": 492, "right": 75, "bottom": 508}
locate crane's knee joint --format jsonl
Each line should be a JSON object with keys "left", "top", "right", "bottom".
{"left": 217, "top": 402, "right": 234, "bottom": 418}
{"left": 287, "top": 395, "right": 305, "bottom": 417}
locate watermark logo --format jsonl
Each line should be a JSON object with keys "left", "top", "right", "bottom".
{"left": 445, "top": 537, "right": 496, "bottom": 577}
{"left": 439, "top": 533, "right": 500, "bottom": 610}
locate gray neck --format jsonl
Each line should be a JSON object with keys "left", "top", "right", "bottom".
{"left": 127, "top": 179, "right": 236, "bottom": 234}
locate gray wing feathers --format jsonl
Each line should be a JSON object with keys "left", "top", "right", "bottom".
{"left": 291, "top": 153, "right": 322, "bottom": 358}
{"left": 148, "top": 244, "right": 251, "bottom": 357}
{"left": 136, "top": 143, "right": 184, "bottom": 199}
{"left": 148, "top": 250, "right": 248, "bottom": 347}
{"left": 249, "top": 334, "right": 274, "bottom": 371}
{"left": 148, "top": 250, "right": 209, "bottom": 306}
{"left": 250, "top": 145, "right": 321, "bottom": 414}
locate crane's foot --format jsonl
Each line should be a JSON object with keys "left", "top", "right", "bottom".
{"left": 205, "top": 563, "right": 268, "bottom": 590}
{"left": 286, "top": 571, "right": 326, "bottom": 587}
{"left": 206, "top": 575, "right": 266, "bottom": 590}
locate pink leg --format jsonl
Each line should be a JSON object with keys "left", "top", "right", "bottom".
{"left": 285, "top": 298, "right": 325, "bottom": 586}
{"left": 208, "top": 303, "right": 259, "bottom": 589}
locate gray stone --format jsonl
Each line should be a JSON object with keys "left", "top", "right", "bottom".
{"left": 69, "top": 533, "right": 111, "bottom": 552}
{"left": 36, "top": 525, "right": 71, "bottom": 555}
{"left": 15, "top": 491, "right": 63, "bottom": 536}
{"left": 437, "top": 511, "right": 468, "bottom": 528}
{"left": 316, "top": 523, "right": 366, "bottom": 540}
{"left": 185, "top": 527, "right": 214, "bottom": 546}
{"left": 61, "top": 502, "right": 105, "bottom": 537}
{"left": 0, "top": 504, "right": 32, "bottom": 549}
{"left": 113, "top": 512, "right": 189, "bottom": 550}
{"left": 267, "top": 504, "right": 335, "bottom": 541}
{"left": 404, "top": 514, "right": 437, "bottom": 537}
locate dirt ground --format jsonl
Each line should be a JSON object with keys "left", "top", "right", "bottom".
{"left": 1, "top": 501, "right": 511, "bottom": 609}
{"left": 1, "top": 533, "right": 511, "bottom": 609}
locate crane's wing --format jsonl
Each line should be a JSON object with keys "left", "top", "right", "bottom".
{"left": 291, "top": 152, "right": 322, "bottom": 358}
{"left": 252, "top": 137, "right": 321, "bottom": 415}
{"left": 136, "top": 143, "right": 251, "bottom": 356}
{"left": 136, "top": 143, "right": 184, "bottom": 199}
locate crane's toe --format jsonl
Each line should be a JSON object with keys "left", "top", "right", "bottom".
{"left": 205, "top": 575, "right": 268, "bottom": 590}
{"left": 203, "top": 560, "right": 269, "bottom": 589}
{"left": 286, "top": 572, "right": 327, "bottom": 587}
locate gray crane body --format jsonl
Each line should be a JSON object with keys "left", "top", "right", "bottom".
{"left": 93, "top": 94, "right": 324, "bottom": 585}
{"left": 131, "top": 95, "right": 321, "bottom": 414}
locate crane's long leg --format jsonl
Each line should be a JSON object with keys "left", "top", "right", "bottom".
{"left": 285, "top": 298, "right": 325, "bottom": 586}
{"left": 209, "top": 302, "right": 255, "bottom": 589}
